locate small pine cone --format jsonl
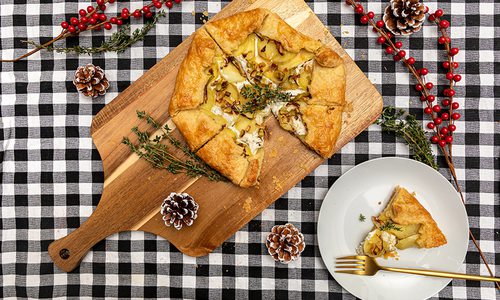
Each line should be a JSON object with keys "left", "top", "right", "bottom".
{"left": 160, "top": 192, "right": 199, "bottom": 230}
{"left": 383, "top": 0, "right": 426, "bottom": 36}
{"left": 266, "top": 223, "right": 305, "bottom": 264}
{"left": 73, "top": 64, "right": 110, "bottom": 98}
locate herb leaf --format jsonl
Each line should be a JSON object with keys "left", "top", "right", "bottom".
{"left": 375, "top": 106, "right": 438, "bottom": 170}
{"left": 379, "top": 221, "right": 402, "bottom": 232}
{"left": 239, "top": 83, "right": 292, "bottom": 114}
{"left": 359, "top": 214, "right": 366, "bottom": 222}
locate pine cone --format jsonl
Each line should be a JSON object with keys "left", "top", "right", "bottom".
{"left": 266, "top": 223, "right": 305, "bottom": 264}
{"left": 383, "top": 0, "right": 426, "bottom": 36}
{"left": 73, "top": 64, "right": 110, "bottom": 98}
{"left": 160, "top": 192, "right": 199, "bottom": 230}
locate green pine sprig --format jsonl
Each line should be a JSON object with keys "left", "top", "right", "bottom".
{"left": 375, "top": 106, "right": 438, "bottom": 170}
{"left": 24, "top": 11, "right": 166, "bottom": 55}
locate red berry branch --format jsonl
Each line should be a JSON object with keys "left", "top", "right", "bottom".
{"left": 0, "top": 0, "right": 182, "bottom": 62}
{"left": 345, "top": 0, "right": 499, "bottom": 290}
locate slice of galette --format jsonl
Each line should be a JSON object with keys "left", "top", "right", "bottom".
{"left": 358, "top": 186, "right": 447, "bottom": 258}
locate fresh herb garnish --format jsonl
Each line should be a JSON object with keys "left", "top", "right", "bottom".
{"left": 25, "top": 11, "right": 166, "bottom": 55}
{"left": 239, "top": 83, "right": 292, "bottom": 114}
{"left": 359, "top": 214, "right": 366, "bottom": 222}
{"left": 122, "top": 110, "right": 227, "bottom": 182}
{"left": 375, "top": 106, "right": 438, "bottom": 170}
{"left": 379, "top": 221, "right": 402, "bottom": 232}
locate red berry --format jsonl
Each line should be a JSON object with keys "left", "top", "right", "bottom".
{"left": 438, "top": 140, "right": 447, "bottom": 147}
{"left": 432, "top": 105, "right": 441, "bottom": 113}
{"left": 68, "top": 25, "right": 76, "bottom": 33}
{"left": 92, "top": 12, "right": 99, "bottom": 19}
{"left": 122, "top": 8, "right": 129, "bottom": 14}
{"left": 175, "top": 0, "right": 182, "bottom": 3}
{"left": 425, "top": 6, "right": 429, "bottom": 13}
{"left": 117, "top": 19, "right": 123, "bottom": 25}
{"left": 420, "top": 95, "right": 426, "bottom": 101}
{"left": 395, "top": 41, "right": 402, "bottom": 48}
{"left": 434, "top": 117, "right": 442, "bottom": 125}
{"left": 424, "top": 107, "right": 432, "bottom": 114}
{"left": 70, "top": 17, "right": 79, "bottom": 26}
{"left": 109, "top": 0, "right": 115, "bottom": 3}
{"left": 386, "top": 32, "right": 393, "bottom": 39}
{"left": 89, "top": 18, "right": 97, "bottom": 25}
{"left": 376, "top": 20, "right": 385, "bottom": 28}
{"left": 453, "top": 74, "right": 462, "bottom": 82}
{"left": 80, "top": 17, "right": 89, "bottom": 24}
{"left": 440, "top": 127, "right": 449, "bottom": 135}
{"left": 367, "top": 11, "right": 375, "bottom": 19}
{"left": 431, "top": 136, "right": 439, "bottom": 143}
{"left": 442, "top": 99, "right": 450, "bottom": 106}
{"left": 99, "top": 14, "right": 107, "bottom": 21}
{"left": 445, "top": 136, "right": 453, "bottom": 144}
{"left": 110, "top": 17, "right": 118, "bottom": 24}
{"left": 415, "top": 84, "right": 423, "bottom": 92}
{"left": 385, "top": 47, "right": 394, "bottom": 54}
{"left": 372, "top": 27, "right": 378, "bottom": 33}
{"left": 360, "top": 15, "right": 369, "bottom": 24}
{"left": 79, "top": 9, "right": 87, "bottom": 16}
{"left": 438, "top": 36, "right": 446, "bottom": 44}
{"left": 435, "top": 9, "right": 444, "bottom": 17}
{"left": 451, "top": 102, "right": 459, "bottom": 110}
{"left": 377, "top": 36, "right": 386, "bottom": 44}
{"left": 145, "top": 12, "right": 153, "bottom": 18}
{"left": 425, "top": 82, "right": 434, "bottom": 90}
{"left": 143, "top": 6, "right": 151, "bottom": 13}
{"left": 99, "top": 5, "right": 106, "bottom": 11}
{"left": 439, "top": 20, "right": 450, "bottom": 28}
{"left": 398, "top": 50, "right": 406, "bottom": 58}
{"left": 407, "top": 57, "right": 415, "bottom": 65}
{"left": 450, "top": 48, "right": 459, "bottom": 56}
{"left": 166, "top": 1, "right": 174, "bottom": 8}
{"left": 96, "top": 0, "right": 104, "bottom": 6}
{"left": 453, "top": 62, "right": 459, "bottom": 69}
{"left": 427, "top": 122, "right": 435, "bottom": 129}
{"left": 87, "top": 6, "right": 94, "bottom": 13}
{"left": 78, "top": 23, "right": 87, "bottom": 31}
{"left": 446, "top": 72, "right": 454, "bottom": 80}
{"left": 428, "top": 14, "right": 436, "bottom": 22}
{"left": 95, "top": 26, "right": 102, "bottom": 31}
{"left": 393, "top": 55, "right": 401, "bottom": 61}
{"left": 451, "top": 113, "right": 460, "bottom": 120}
{"left": 355, "top": 5, "right": 364, "bottom": 14}
{"left": 427, "top": 95, "right": 435, "bottom": 102}
{"left": 420, "top": 68, "right": 429, "bottom": 75}
{"left": 61, "top": 21, "right": 69, "bottom": 29}
{"left": 448, "top": 89, "right": 456, "bottom": 97}
{"left": 121, "top": 12, "right": 129, "bottom": 19}
{"left": 104, "top": 22, "right": 112, "bottom": 30}
{"left": 448, "top": 124, "right": 456, "bottom": 132}
{"left": 442, "top": 61, "right": 450, "bottom": 69}
{"left": 133, "top": 9, "right": 142, "bottom": 18}
{"left": 441, "top": 112, "right": 449, "bottom": 120}
{"left": 154, "top": 1, "right": 162, "bottom": 8}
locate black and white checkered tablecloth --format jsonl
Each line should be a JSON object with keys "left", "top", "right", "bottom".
{"left": 0, "top": 0, "right": 498, "bottom": 299}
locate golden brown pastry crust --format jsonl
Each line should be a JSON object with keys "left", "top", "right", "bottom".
{"left": 169, "top": 29, "right": 221, "bottom": 116}
{"left": 196, "top": 129, "right": 262, "bottom": 186}
{"left": 172, "top": 109, "right": 223, "bottom": 151}
{"left": 308, "top": 61, "right": 346, "bottom": 106}
{"left": 300, "top": 104, "right": 343, "bottom": 158}
{"left": 384, "top": 186, "right": 447, "bottom": 248}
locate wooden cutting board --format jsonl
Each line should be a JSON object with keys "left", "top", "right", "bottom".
{"left": 48, "top": 0, "right": 382, "bottom": 272}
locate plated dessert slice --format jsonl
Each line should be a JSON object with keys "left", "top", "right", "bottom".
{"left": 359, "top": 186, "right": 447, "bottom": 258}
{"left": 169, "top": 8, "right": 346, "bottom": 187}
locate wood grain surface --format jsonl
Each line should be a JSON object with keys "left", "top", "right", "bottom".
{"left": 48, "top": 0, "right": 383, "bottom": 272}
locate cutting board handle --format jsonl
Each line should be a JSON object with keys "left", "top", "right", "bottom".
{"left": 48, "top": 215, "right": 114, "bottom": 272}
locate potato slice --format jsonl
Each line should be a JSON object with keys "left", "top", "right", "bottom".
{"left": 387, "top": 223, "right": 421, "bottom": 239}
{"left": 221, "top": 63, "right": 246, "bottom": 83}
{"left": 396, "top": 234, "right": 420, "bottom": 250}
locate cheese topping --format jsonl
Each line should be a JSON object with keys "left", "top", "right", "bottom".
{"left": 283, "top": 89, "right": 306, "bottom": 98}
{"left": 381, "top": 231, "right": 397, "bottom": 252}
{"left": 236, "top": 131, "right": 264, "bottom": 155}
{"left": 291, "top": 116, "right": 307, "bottom": 136}
{"left": 211, "top": 105, "right": 236, "bottom": 126}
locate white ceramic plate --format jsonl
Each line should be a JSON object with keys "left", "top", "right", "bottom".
{"left": 317, "top": 157, "right": 469, "bottom": 300}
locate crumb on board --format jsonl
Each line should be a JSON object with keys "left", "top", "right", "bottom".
{"left": 269, "top": 149, "right": 278, "bottom": 158}
{"left": 191, "top": 10, "right": 196, "bottom": 16}
{"left": 299, "top": 164, "right": 308, "bottom": 171}
{"left": 243, "top": 197, "right": 253, "bottom": 212}
{"left": 272, "top": 176, "right": 283, "bottom": 192}
{"left": 202, "top": 11, "right": 209, "bottom": 16}
{"left": 293, "top": 149, "right": 299, "bottom": 154}
{"left": 278, "top": 136, "right": 284, "bottom": 142}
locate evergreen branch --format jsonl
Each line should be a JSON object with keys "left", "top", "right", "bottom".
{"left": 375, "top": 106, "right": 438, "bottom": 170}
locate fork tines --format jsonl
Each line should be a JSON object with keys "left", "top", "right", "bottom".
{"left": 335, "top": 255, "right": 367, "bottom": 274}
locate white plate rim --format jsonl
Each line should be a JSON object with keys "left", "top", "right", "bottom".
{"left": 317, "top": 157, "right": 469, "bottom": 300}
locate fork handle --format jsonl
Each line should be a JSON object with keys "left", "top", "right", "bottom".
{"left": 382, "top": 267, "right": 500, "bottom": 282}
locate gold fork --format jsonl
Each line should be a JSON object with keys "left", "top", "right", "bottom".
{"left": 335, "top": 255, "right": 500, "bottom": 282}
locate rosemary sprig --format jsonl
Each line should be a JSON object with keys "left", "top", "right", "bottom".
{"left": 122, "top": 111, "right": 227, "bottom": 182}
{"left": 24, "top": 11, "right": 166, "bottom": 55}
{"left": 239, "top": 83, "right": 292, "bottom": 114}
{"left": 375, "top": 106, "right": 438, "bottom": 170}
{"left": 379, "top": 221, "right": 401, "bottom": 232}
{"left": 359, "top": 214, "right": 366, "bottom": 222}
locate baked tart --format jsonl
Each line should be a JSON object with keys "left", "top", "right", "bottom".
{"left": 358, "top": 186, "right": 447, "bottom": 258}
{"left": 169, "top": 9, "right": 346, "bottom": 187}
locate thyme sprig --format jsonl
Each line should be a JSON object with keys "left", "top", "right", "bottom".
{"left": 122, "top": 110, "right": 227, "bottom": 182}
{"left": 23, "top": 11, "right": 166, "bottom": 55}
{"left": 379, "top": 221, "right": 402, "bottom": 232}
{"left": 376, "top": 106, "right": 438, "bottom": 170}
{"left": 359, "top": 214, "right": 366, "bottom": 222}
{"left": 239, "top": 83, "right": 292, "bottom": 114}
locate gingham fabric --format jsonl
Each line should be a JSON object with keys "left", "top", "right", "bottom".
{"left": 0, "top": 0, "right": 498, "bottom": 299}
